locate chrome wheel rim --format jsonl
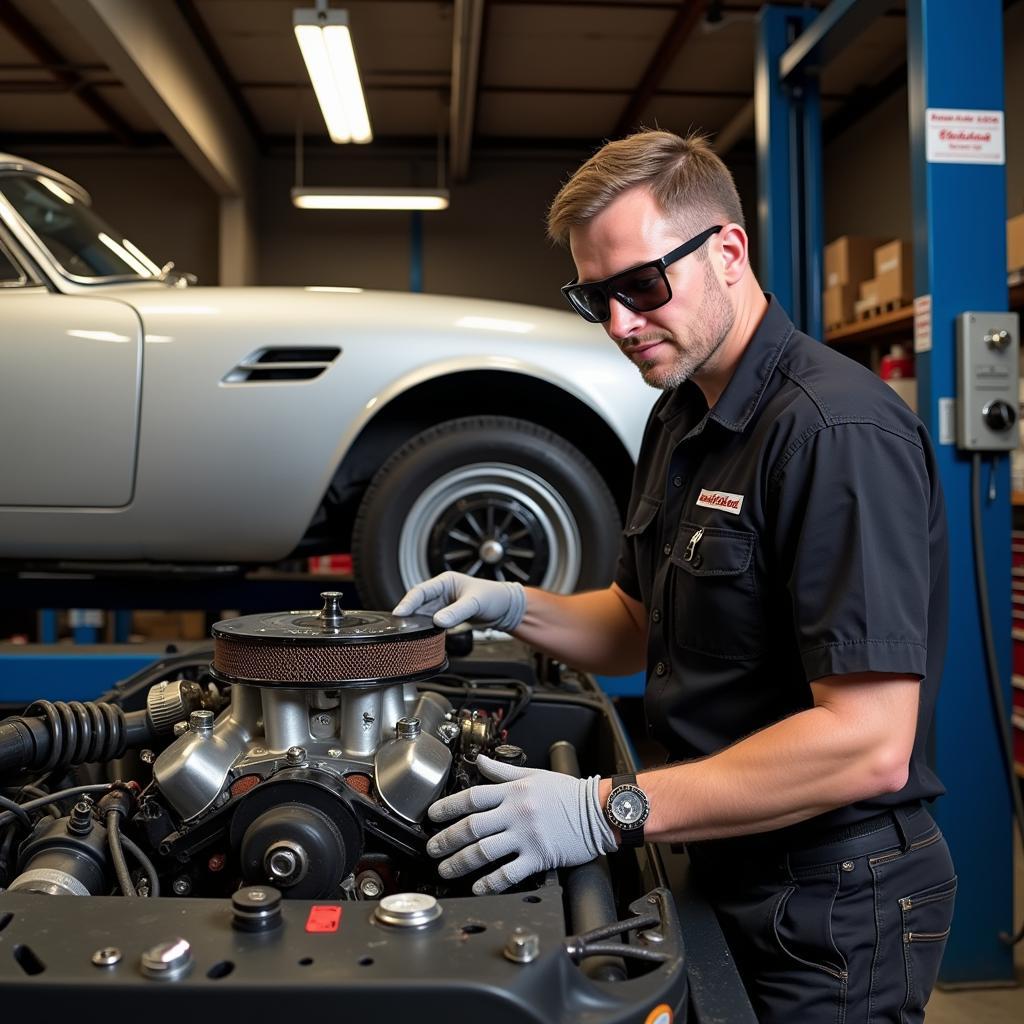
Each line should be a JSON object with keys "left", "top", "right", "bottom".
{"left": 398, "top": 463, "right": 582, "bottom": 594}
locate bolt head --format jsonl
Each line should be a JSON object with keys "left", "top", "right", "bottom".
{"left": 172, "top": 877, "right": 191, "bottom": 896}
{"left": 286, "top": 746, "right": 306, "bottom": 763}
{"left": 92, "top": 947, "right": 122, "bottom": 967}
{"left": 327, "top": 748, "right": 343, "bottom": 758}
{"left": 504, "top": 928, "right": 540, "bottom": 963}
{"left": 140, "top": 749, "right": 156, "bottom": 764}
{"left": 268, "top": 849, "right": 298, "bottom": 878}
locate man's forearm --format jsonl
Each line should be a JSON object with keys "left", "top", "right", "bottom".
{"left": 599, "top": 675, "right": 919, "bottom": 843}
{"left": 512, "top": 584, "right": 646, "bottom": 675}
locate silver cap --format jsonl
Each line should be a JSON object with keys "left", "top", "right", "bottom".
{"left": 373, "top": 892, "right": 442, "bottom": 928}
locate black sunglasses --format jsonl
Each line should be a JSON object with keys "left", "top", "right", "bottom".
{"left": 561, "top": 225, "right": 723, "bottom": 324}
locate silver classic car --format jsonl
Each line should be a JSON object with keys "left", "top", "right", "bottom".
{"left": 0, "top": 153, "right": 656, "bottom": 606}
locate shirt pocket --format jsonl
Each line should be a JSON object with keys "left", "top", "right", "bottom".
{"left": 669, "top": 519, "right": 764, "bottom": 659}
{"left": 623, "top": 494, "right": 663, "bottom": 599}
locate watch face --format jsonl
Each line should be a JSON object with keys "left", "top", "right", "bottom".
{"left": 610, "top": 786, "right": 648, "bottom": 828}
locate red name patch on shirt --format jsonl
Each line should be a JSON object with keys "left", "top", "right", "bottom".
{"left": 305, "top": 905, "right": 342, "bottom": 932}
{"left": 695, "top": 488, "right": 744, "bottom": 515}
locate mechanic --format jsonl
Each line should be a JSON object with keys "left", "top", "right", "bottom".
{"left": 394, "top": 130, "right": 955, "bottom": 1023}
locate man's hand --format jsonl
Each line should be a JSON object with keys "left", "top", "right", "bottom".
{"left": 392, "top": 571, "right": 526, "bottom": 631}
{"left": 425, "top": 754, "right": 617, "bottom": 895}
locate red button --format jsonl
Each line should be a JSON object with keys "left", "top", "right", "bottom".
{"left": 305, "top": 905, "right": 342, "bottom": 932}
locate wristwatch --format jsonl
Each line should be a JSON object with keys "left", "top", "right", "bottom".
{"left": 604, "top": 773, "right": 650, "bottom": 847}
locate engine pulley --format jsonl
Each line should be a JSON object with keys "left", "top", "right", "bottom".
{"left": 229, "top": 769, "right": 363, "bottom": 899}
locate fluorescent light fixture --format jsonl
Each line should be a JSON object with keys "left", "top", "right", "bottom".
{"left": 292, "top": 187, "right": 449, "bottom": 211}
{"left": 305, "top": 285, "right": 364, "bottom": 292}
{"left": 294, "top": 7, "right": 372, "bottom": 144}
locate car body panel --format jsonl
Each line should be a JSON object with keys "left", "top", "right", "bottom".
{"left": 0, "top": 291, "right": 142, "bottom": 507}
{"left": 0, "top": 285, "right": 656, "bottom": 561}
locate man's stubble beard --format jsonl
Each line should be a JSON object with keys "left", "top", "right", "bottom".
{"left": 637, "top": 262, "right": 736, "bottom": 391}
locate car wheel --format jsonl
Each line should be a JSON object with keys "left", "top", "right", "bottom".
{"left": 351, "top": 416, "right": 621, "bottom": 610}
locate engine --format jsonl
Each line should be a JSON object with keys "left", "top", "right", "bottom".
{"left": 0, "top": 593, "right": 526, "bottom": 902}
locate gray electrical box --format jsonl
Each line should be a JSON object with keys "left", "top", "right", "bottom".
{"left": 955, "top": 311, "right": 1020, "bottom": 451}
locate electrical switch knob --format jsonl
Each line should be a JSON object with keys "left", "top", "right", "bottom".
{"left": 985, "top": 328, "right": 1011, "bottom": 351}
{"left": 982, "top": 399, "right": 1017, "bottom": 432}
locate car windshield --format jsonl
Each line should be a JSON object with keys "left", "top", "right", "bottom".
{"left": 0, "top": 172, "right": 160, "bottom": 281}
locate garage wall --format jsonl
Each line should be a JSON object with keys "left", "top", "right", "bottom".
{"left": 258, "top": 148, "right": 585, "bottom": 306}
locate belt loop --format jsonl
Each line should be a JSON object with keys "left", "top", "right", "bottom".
{"left": 892, "top": 806, "right": 913, "bottom": 852}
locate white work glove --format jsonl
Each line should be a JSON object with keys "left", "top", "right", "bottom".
{"left": 392, "top": 571, "right": 526, "bottom": 632}
{"left": 425, "top": 754, "right": 617, "bottom": 895}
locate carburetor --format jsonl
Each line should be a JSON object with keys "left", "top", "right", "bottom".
{"left": 152, "top": 592, "right": 456, "bottom": 827}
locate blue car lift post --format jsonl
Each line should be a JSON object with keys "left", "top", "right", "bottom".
{"left": 757, "top": 0, "right": 1015, "bottom": 985}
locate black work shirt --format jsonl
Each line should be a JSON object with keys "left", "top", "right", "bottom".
{"left": 616, "top": 296, "right": 948, "bottom": 830}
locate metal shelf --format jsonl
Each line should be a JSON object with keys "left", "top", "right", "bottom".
{"left": 824, "top": 281, "right": 1024, "bottom": 347}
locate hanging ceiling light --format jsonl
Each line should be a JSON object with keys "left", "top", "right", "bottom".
{"left": 293, "top": 3, "right": 372, "bottom": 144}
{"left": 291, "top": 187, "right": 450, "bottom": 211}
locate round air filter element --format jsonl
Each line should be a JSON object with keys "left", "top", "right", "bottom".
{"left": 211, "top": 592, "right": 446, "bottom": 687}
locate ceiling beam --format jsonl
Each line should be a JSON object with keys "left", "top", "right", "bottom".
{"left": 449, "top": 0, "right": 486, "bottom": 182}
{"left": 0, "top": 0, "right": 137, "bottom": 145}
{"left": 174, "top": 0, "right": 265, "bottom": 152}
{"left": 613, "top": 0, "right": 707, "bottom": 138}
{"left": 51, "top": 0, "right": 257, "bottom": 198}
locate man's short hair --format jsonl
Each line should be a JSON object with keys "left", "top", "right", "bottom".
{"left": 546, "top": 129, "right": 745, "bottom": 248}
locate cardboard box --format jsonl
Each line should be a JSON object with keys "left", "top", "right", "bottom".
{"left": 873, "top": 240, "right": 913, "bottom": 306}
{"left": 823, "top": 282, "right": 858, "bottom": 327}
{"left": 1009, "top": 212, "right": 1024, "bottom": 273}
{"left": 885, "top": 377, "right": 917, "bottom": 413}
{"left": 824, "top": 236, "right": 885, "bottom": 288}
{"left": 132, "top": 610, "right": 207, "bottom": 641}
{"left": 858, "top": 277, "right": 880, "bottom": 306}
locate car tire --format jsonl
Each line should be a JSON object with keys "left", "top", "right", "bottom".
{"left": 351, "top": 416, "right": 621, "bottom": 610}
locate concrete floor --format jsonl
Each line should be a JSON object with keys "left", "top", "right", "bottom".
{"left": 926, "top": 833, "right": 1024, "bottom": 1023}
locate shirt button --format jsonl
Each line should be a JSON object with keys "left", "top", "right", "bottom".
{"left": 651, "top": 609, "right": 662, "bottom": 623}
{"left": 662, "top": 543, "right": 672, "bottom": 556}
{"left": 673, "top": 475, "right": 683, "bottom": 487}
{"left": 655, "top": 661, "right": 667, "bottom": 676}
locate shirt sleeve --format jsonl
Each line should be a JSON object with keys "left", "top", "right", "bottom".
{"left": 768, "top": 421, "right": 935, "bottom": 682}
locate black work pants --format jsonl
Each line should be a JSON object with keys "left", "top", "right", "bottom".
{"left": 688, "top": 807, "right": 956, "bottom": 1023}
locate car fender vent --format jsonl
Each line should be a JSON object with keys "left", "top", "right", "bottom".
{"left": 223, "top": 346, "right": 341, "bottom": 383}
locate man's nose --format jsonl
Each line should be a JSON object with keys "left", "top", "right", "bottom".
{"left": 606, "top": 296, "right": 646, "bottom": 340}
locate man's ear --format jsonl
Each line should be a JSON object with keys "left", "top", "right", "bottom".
{"left": 717, "top": 223, "right": 748, "bottom": 286}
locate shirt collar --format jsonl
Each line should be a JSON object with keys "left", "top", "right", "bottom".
{"left": 656, "top": 293, "right": 795, "bottom": 436}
